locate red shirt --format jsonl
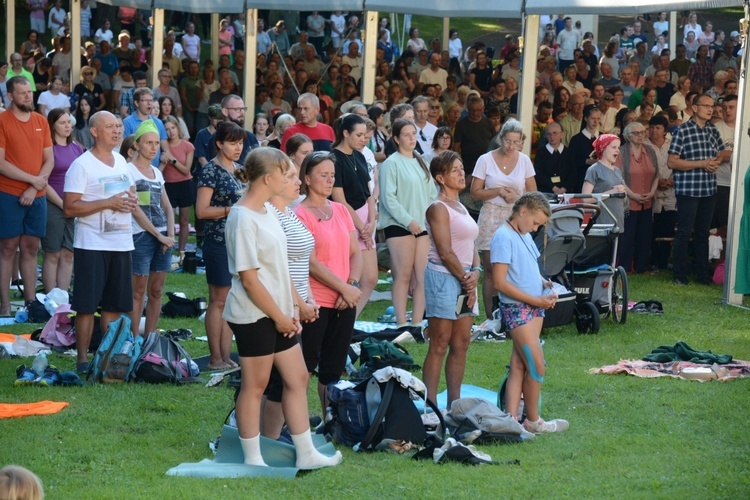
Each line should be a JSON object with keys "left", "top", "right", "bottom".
{"left": 0, "top": 110, "right": 52, "bottom": 197}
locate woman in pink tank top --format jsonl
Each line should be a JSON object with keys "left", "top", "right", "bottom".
{"left": 423, "top": 151, "right": 480, "bottom": 407}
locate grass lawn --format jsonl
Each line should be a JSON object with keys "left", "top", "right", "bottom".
{"left": 1, "top": 268, "right": 749, "bottom": 497}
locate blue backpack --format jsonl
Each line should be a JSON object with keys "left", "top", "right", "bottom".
{"left": 88, "top": 315, "right": 142, "bottom": 383}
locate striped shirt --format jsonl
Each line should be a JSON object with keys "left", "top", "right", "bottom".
{"left": 271, "top": 204, "right": 315, "bottom": 301}
{"left": 668, "top": 118, "right": 725, "bottom": 198}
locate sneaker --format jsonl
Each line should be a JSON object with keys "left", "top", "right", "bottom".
{"left": 523, "top": 417, "right": 569, "bottom": 434}
{"left": 14, "top": 365, "right": 37, "bottom": 386}
{"left": 36, "top": 366, "right": 61, "bottom": 386}
{"left": 76, "top": 362, "right": 90, "bottom": 375}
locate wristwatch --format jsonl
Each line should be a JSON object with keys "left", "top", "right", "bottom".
{"left": 347, "top": 279, "right": 360, "bottom": 288}
{"left": 170, "top": 158, "right": 177, "bottom": 165}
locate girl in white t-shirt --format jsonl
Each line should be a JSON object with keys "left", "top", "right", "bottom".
{"left": 223, "top": 147, "right": 342, "bottom": 470}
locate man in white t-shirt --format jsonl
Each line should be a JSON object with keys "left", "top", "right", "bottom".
{"left": 412, "top": 96, "right": 437, "bottom": 156}
{"left": 181, "top": 23, "right": 201, "bottom": 61}
{"left": 419, "top": 53, "right": 448, "bottom": 89}
{"left": 63, "top": 111, "right": 137, "bottom": 374}
{"left": 556, "top": 17, "right": 581, "bottom": 71}
{"left": 712, "top": 95, "right": 736, "bottom": 234}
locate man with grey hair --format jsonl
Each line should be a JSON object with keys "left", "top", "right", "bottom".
{"left": 706, "top": 70, "right": 728, "bottom": 101}
{"left": 63, "top": 111, "right": 137, "bottom": 373}
{"left": 280, "top": 92, "right": 334, "bottom": 152}
{"left": 412, "top": 96, "right": 437, "bottom": 155}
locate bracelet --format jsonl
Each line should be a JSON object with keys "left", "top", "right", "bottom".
{"left": 471, "top": 266, "right": 482, "bottom": 272}
{"left": 224, "top": 206, "right": 229, "bottom": 216}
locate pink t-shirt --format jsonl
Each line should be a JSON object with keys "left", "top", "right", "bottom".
{"left": 163, "top": 140, "right": 195, "bottom": 182}
{"left": 295, "top": 202, "right": 355, "bottom": 308}
{"left": 426, "top": 200, "right": 479, "bottom": 269}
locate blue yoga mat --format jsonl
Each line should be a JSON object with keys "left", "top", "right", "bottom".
{"left": 414, "top": 384, "right": 498, "bottom": 412}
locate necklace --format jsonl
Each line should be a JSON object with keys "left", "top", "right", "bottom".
{"left": 306, "top": 202, "right": 332, "bottom": 221}
{"left": 439, "top": 192, "right": 459, "bottom": 203}
{"left": 497, "top": 150, "right": 516, "bottom": 171}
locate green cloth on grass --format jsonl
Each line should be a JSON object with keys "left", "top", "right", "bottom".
{"left": 643, "top": 341, "right": 733, "bottom": 365}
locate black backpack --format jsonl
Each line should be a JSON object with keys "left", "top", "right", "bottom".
{"left": 131, "top": 331, "right": 200, "bottom": 384}
{"left": 161, "top": 292, "right": 207, "bottom": 318}
{"left": 324, "top": 369, "right": 444, "bottom": 451}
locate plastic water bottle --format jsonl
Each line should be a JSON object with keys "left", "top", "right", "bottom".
{"left": 120, "top": 338, "right": 134, "bottom": 354}
{"left": 42, "top": 296, "right": 59, "bottom": 316}
{"left": 14, "top": 308, "right": 28, "bottom": 323}
{"left": 32, "top": 352, "right": 48, "bottom": 376}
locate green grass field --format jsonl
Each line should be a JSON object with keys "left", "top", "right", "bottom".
{"left": 1, "top": 269, "right": 749, "bottom": 498}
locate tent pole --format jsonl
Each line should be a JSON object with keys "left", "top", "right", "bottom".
{"left": 442, "top": 18, "right": 450, "bottom": 54}
{"left": 244, "top": 8, "right": 257, "bottom": 130}
{"left": 211, "top": 13, "right": 220, "bottom": 66}
{"left": 152, "top": 9, "right": 165, "bottom": 88}
{"left": 5, "top": 0, "right": 15, "bottom": 61}
{"left": 519, "top": 14, "right": 540, "bottom": 157}
{"left": 362, "top": 11, "right": 378, "bottom": 105}
{"left": 669, "top": 11, "right": 678, "bottom": 57}
{"left": 723, "top": 2, "right": 750, "bottom": 306}
{"left": 71, "top": 0, "right": 82, "bottom": 87}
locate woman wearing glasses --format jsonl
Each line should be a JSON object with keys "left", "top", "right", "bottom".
{"left": 471, "top": 119, "right": 537, "bottom": 319}
{"left": 423, "top": 126, "right": 453, "bottom": 163}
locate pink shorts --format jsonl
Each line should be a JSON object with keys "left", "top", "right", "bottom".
{"left": 355, "top": 204, "right": 376, "bottom": 251}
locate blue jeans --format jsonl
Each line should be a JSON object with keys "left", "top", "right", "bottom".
{"left": 673, "top": 195, "right": 715, "bottom": 282}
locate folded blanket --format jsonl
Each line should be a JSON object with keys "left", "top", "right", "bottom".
{"left": 642, "top": 341, "right": 732, "bottom": 364}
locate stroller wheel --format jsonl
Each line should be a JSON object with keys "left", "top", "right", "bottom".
{"left": 576, "top": 301, "right": 600, "bottom": 334}
{"left": 611, "top": 266, "right": 629, "bottom": 324}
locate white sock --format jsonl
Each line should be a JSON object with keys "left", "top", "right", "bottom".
{"left": 291, "top": 428, "right": 343, "bottom": 470}
{"left": 239, "top": 434, "right": 268, "bottom": 467}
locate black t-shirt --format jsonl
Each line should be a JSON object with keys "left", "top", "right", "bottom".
{"left": 470, "top": 67, "right": 493, "bottom": 92}
{"left": 332, "top": 149, "right": 371, "bottom": 210}
{"left": 656, "top": 82, "right": 675, "bottom": 110}
{"left": 454, "top": 117, "right": 495, "bottom": 176}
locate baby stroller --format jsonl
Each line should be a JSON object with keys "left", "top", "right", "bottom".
{"left": 535, "top": 193, "right": 628, "bottom": 334}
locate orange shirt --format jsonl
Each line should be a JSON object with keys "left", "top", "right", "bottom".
{"left": 0, "top": 110, "right": 52, "bottom": 197}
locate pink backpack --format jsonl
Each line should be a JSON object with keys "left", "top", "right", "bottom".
{"left": 40, "top": 304, "right": 76, "bottom": 347}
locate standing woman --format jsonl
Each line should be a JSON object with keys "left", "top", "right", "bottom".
{"left": 196, "top": 121, "right": 245, "bottom": 370}
{"left": 286, "top": 133, "right": 314, "bottom": 173}
{"left": 423, "top": 126, "right": 453, "bottom": 163}
{"left": 73, "top": 66, "right": 105, "bottom": 112}
{"left": 582, "top": 134, "right": 628, "bottom": 232}
{"left": 196, "top": 64, "right": 220, "bottom": 132}
{"left": 423, "top": 151, "right": 480, "bottom": 407}
{"left": 331, "top": 114, "right": 378, "bottom": 317}
{"left": 644, "top": 115, "right": 675, "bottom": 270}
{"left": 72, "top": 95, "right": 94, "bottom": 150}
{"left": 296, "top": 152, "right": 362, "bottom": 413}
{"left": 471, "top": 119, "right": 536, "bottom": 319}
{"left": 224, "top": 147, "right": 341, "bottom": 469}
{"left": 127, "top": 121, "right": 176, "bottom": 336}
{"left": 42, "top": 109, "right": 83, "bottom": 293}
{"left": 158, "top": 95, "right": 190, "bottom": 140}
{"left": 253, "top": 113, "right": 270, "bottom": 145}
{"left": 161, "top": 115, "right": 196, "bottom": 263}
{"left": 406, "top": 27, "right": 427, "bottom": 55}
{"left": 469, "top": 51, "right": 493, "bottom": 99}
{"left": 218, "top": 18, "right": 234, "bottom": 59}
{"left": 616, "top": 122, "right": 659, "bottom": 273}
{"left": 37, "top": 76, "right": 70, "bottom": 117}
{"left": 378, "top": 119, "right": 437, "bottom": 328}
{"left": 491, "top": 192, "right": 568, "bottom": 434}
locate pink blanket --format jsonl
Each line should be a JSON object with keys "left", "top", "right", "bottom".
{"left": 590, "top": 359, "right": 750, "bottom": 382}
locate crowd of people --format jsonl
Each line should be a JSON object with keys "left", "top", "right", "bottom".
{"left": 1, "top": 6, "right": 748, "bottom": 463}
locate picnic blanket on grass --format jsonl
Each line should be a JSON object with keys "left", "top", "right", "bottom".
{"left": 590, "top": 359, "right": 750, "bottom": 382}
{"left": 166, "top": 424, "right": 338, "bottom": 479}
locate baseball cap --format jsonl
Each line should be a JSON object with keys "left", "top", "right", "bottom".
{"left": 730, "top": 30, "right": 740, "bottom": 38}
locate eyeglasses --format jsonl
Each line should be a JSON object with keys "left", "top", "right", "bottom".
{"left": 438, "top": 135, "right": 451, "bottom": 141}
{"left": 631, "top": 130, "right": 646, "bottom": 135}
{"left": 83, "top": 72, "right": 93, "bottom": 76}
{"left": 138, "top": 99, "right": 154, "bottom": 103}
{"left": 503, "top": 138, "right": 524, "bottom": 146}
{"left": 226, "top": 107, "right": 248, "bottom": 112}
{"left": 694, "top": 103, "right": 714, "bottom": 108}
{"left": 429, "top": 105, "right": 440, "bottom": 110}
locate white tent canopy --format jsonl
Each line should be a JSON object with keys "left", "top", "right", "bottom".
{"left": 362, "top": 0, "right": 523, "bottom": 18}
{"left": 524, "top": 0, "right": 745, "bottom": 15}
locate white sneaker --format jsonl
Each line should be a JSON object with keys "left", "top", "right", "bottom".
{"left": 523, "top": 417, "right": 569, "bottom": 434}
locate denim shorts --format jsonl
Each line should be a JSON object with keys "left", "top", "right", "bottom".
{"left": 425, "top": 266, "right": 477, "bottom": 320}
{"left": 500, "top": 302, "right": 545, "bottom": 330}
{"left": 202, "top": 239, "right": 231, "bottom": 287}
{"left": 131, "top": 230, "right": 173, "bottom": 275}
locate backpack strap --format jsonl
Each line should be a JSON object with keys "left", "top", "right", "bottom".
{"left": 359, "top": 378, "right": 395, "bottom": 451}
{"left": 423, "top": 394, "right": 447, "bottom": 441}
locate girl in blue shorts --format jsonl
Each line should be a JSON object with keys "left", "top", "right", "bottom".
{"left": 490, "top": 191, "right": 569, "bottom": 434}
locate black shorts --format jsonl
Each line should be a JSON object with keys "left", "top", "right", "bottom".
{"left": 383, "top": 225, "right": 428, "bottom": 240}
{"left": 71, "top": 249, "right": 133, "bottom": 314}
{"left": 165, "top": 179, "right": 196, "bottom": 209}
{"left": 301, "top": 306, "right": 355, "bottom": 385}
{"left": 229, "top": 317, "right": 298, "bottom": 358}
{"left": 202, "top": 239, "right": 231, "bottom": 287}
